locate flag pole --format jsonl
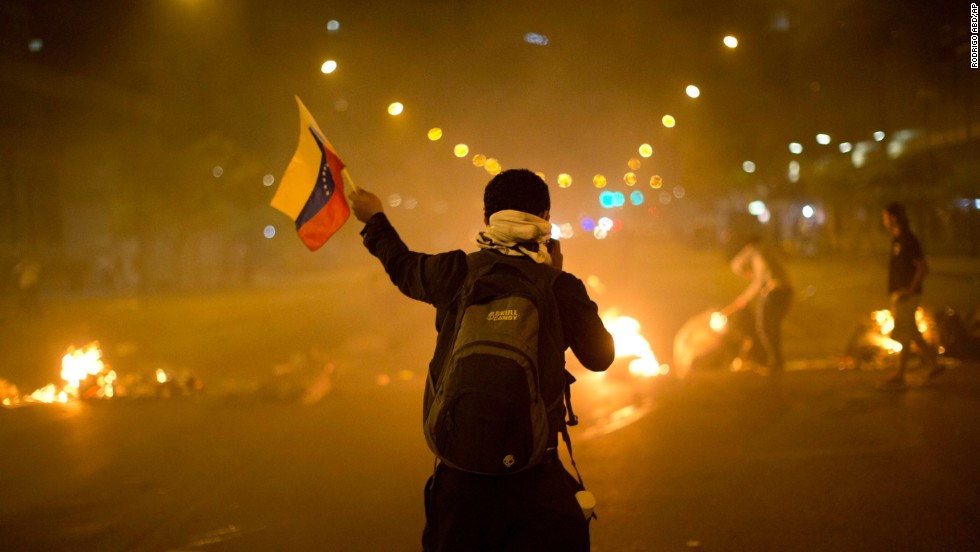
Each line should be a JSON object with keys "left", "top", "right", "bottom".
{"left": 342, "top": 168, "right": 358, "bottom": 193}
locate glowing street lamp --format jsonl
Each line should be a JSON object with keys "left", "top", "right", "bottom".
{"left": 723, "top": 35, "right": 738, "bottom": 48}
{"left": 320, "top": 60, "right": 338, "bottom": 74}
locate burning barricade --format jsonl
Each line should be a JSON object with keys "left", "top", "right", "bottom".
{"left": 1, "top": 341, "right": 202, "bottom": 408}
{"left": 840, "top": 306, "right": 980, "bottom": 370}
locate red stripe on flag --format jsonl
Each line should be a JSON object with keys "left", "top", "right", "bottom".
{"left": 297, "top": 187, "right": 350, "bottom": 251}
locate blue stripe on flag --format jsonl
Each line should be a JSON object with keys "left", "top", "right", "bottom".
{"left": 295, "top": 129, "right": 337, "bottom": 230}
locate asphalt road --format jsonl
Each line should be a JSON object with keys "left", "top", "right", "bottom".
{"left": 2, "top": 360, "right": 979, "bottom": 551}
{"left": 2, "top": 244, "right": 978, "bottom": 551}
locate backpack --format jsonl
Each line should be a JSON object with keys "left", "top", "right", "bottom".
{"left": 423, "top": 251, "right": 570, "bottom": 475}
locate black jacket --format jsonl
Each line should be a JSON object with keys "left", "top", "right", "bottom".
{"left": 359, "top": 213, "right": 615, "bottom": 382}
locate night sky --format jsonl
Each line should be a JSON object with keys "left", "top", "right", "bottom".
{"left": 0, "top": 0, "right": 975, "bottom": 250}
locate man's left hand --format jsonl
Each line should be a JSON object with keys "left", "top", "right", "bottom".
{"left": 347, "top": 188, "right": 384, "bottom": 223}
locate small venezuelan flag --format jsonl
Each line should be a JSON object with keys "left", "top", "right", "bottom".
{"left": 271, "top": 96, "right": 351, "bottom": 251}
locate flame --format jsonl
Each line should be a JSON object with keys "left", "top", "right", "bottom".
{"left": 61, "top": 342, "right": 105, "bottom": 389}
{"left": 602, "top": 311, "right": 666, "bottom": 377}
{"left": 869, "top": 307, "right": 930, "bottom": 354}
{"left": 709, "top": 312, "right": 728, "bottom": 332}
{"left": 25, "top": 341, "right": 113, "bottom": 403}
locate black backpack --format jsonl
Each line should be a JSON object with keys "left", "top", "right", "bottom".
{"left": 423, "top": 251, "right": 574, "bottom": 475}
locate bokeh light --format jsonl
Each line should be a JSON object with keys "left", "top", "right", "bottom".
{"left": 742, "top": 160, "right": 756, "bottom": 173}
{"left": 723, "top": 35, "right": 739, "bottom": 48}
{"left": 28, "top": 38, "right": 43, "bottom": 52}
{"left": 388, "top": 102, "right": 404, "bottom": 115}
{"left": 387, "top": 193, "right": 402, "bottom": 207}
{"left": 320, "top": 60, "right": 338, "bottom": 74}
{"left": 839, "top": 142, "right": 853, "bottom": 153}
{"left": 472, "top": 154, "right": 487, "bottom": 167}
{"left": 212, "top": 166, "right": 223, "bottom": 178}
{"left": 263, "top": 225, "right": 276, "bottom": 239}
{"left": 593, "top": 174, "right": 607, "bottom": 188}
{"left": 484, "top": 158, "right": 502, "bottom": 175}
{"left": 628, "top": 157, "right": 641, "bottom": 170}
{"left": 453, "top": 144, "right": 469, "bottom": 157}
{"left": 524, "top": 32, "right": 549, "bottom": 46}
{"left": 802, "top": 204, "right": 815, "bottom": 218}
{"left": 326, "top": 20, "right": 340, "bottom": 32}
{"left": 427, "top": 128, "right": 443, "bottom": 141}
{"left": 600, "top": 191, "right": 616, "bottom": 208}
{"left": 816, "top": 133, "right": 831, "bottom": 145}
{"left": 661, "top": 115, "right": 676, "bottom": 128}
{"left": 630, "top": 190, "right": 645, "bottom": 206}
{"left": 262, "top": 174, "right": 275, "bottom": 186}
{"left": 685, "top": 85, "right": 701, "bottom": 98}
{"left": 559, "top": 223, "right": 574, "bottom": 239}
{"left": 789, "top": 142, "right": 803, "bottom": 154}
{"left": 748, "top": 200, "right": 766, "bottom": 215}
{"left": 535, "top": 172, "right": 546, "bottom": 181}
{"left": 557, "top": 173, "right": 573, "bottom": 188}
{"left": 586, "top": 274, "right": 606, "bottom": 294}
{"left": 638, "top": 144, "right": 653, "bottom": 158}
{"left": 624, "top": 172, "right": 637, "bottom": 186}
{"left": 649, "top": 175, "right": 663, "bottom": 189}
{"left": 580, "top": 217, "right": 596, "bottom": 232}
{"left": 672, "top": 186, "right": 686, "bottom": 199}
{"left": 873, "top": 131, "right": 886, "bottom": 142}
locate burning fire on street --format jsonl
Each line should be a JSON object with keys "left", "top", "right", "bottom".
{"left": 840, "top": 307, "right": 943, "bottom": 370}
{"left": 601, "top": 310, "right": 668, "bottom": 377}
{"left": 1, "top": 341, "right": 201, "bottom": 407}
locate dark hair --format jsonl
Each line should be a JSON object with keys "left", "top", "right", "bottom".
{"left": 483, "top": 169, "right": 550, "bottom": 218}
{"left": 883, "top": 201, "right": 909, "bottom": 230}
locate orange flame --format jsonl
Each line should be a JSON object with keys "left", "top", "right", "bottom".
{"left": 602, "top": 310, "right": 667, "bottom": 377}
{"left": 26, "top": 341, "right": 113, "bottom": 403}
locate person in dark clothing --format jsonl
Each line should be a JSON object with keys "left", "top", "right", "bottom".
{"left": 348, "top": 169, "right": 615, "bottom": 551}
{"left": 881, "top": 202, "right": 942, "bottom": 386}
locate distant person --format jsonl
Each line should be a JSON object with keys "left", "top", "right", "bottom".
{"left": 881, "top": 202, "right": 942, "bottom": 386}
{"left": 349, "top": 169, "right": 614, "bottom": 551}
{"left": 720, "top": 236, "right": 793, "bottom": 374}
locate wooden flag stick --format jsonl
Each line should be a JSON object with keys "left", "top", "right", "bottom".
{"left": 342, "top": 168, "right": 358, "bottom": 193}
